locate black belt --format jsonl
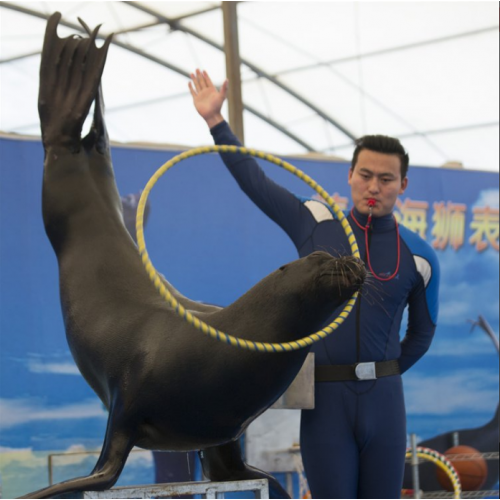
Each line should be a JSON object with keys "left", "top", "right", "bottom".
{"left": 315, "top": 360, "right": 400, "bottom": 382}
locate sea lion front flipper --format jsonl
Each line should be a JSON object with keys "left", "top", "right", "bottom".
{"left": 38, "top": 12, "right": 113, "bottom": 153}
{"left": 19, "top": 411, "right": 136, "bottom": 499}
{"left": 199, "top": 441, "right": 291, "bottom": 499}
{"left": 78, "top": 17, "right": 109, "bottom": 156}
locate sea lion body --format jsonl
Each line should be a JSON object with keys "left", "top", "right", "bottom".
{"left": 22, "top": 12, "right": 365, "bottom": 499}
{"left": 61, "top": 194, "right": 359, "bottom": 451}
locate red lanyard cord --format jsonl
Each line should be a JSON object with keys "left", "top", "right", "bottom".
{"left": 350, "top": 208, "right": 401, "bottom": 282}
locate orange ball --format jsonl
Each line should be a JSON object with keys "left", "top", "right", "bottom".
{"left": 436, "top": 445, "right": 488, "bottom": 491}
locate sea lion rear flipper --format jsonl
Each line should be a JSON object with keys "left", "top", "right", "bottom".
{"left": 38, "top": 12, "right": 113, "bottom": 153}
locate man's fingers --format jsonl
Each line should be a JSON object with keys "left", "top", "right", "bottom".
{"left": 220, "top": 79, "right": 229, "bottom": 100}
{"left": 196, "top": 68, "right": 207, "bottom": 90}
{"left": 191, "top": 70, "right": 206, "bottom": 92}
{"left": 190, "top": 69, "right": 226, "bottom": 102}
{"left": 203, "top": 70, "right": 214, "bottom": 88}
{"left": 189, "top": 74, "right": 198, "bottom": 92}
{"left": 188, "top": 81, "right": 197, "bottom": 98}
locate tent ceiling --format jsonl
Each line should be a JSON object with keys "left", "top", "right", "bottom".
{"left": 0, "top": 1, "right": 498, "bottom": 171}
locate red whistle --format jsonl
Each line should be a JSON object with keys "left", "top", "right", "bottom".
{"left": 368, "top": 198, "right": 376, "bottom": 207}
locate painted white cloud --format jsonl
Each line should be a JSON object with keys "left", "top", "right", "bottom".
{"left": 50, "top": 445, "right": 153, "bottom": 468}
{"left": 50, "top": 444, "right": 100, "bottom": 467}
{"left": 400, "top": 305, "right": 499, "bottom": 357}
{"left": 0, "top": 398, "right": 107, "bottom": 430}
{"left": 427, "top": 334, "right": 499, "bottom": 356}
{"left": 438, "top": 293, "right": 499, "bottom": 329}
{"left": 0, "top": 443, "right": 152, "bottom": 471}
{"left": 474, "top": 189, "right": 499, "bottom": 209}
{"left": 23, "top": 352, "right": 81, "bottom": 376}
{"left": 436, "top": 247, "right": 499, "bottom": 327}
{"left": 0, "top": 444, "right": 92, "bottom": 469}
{"left": 0, "top": 445, "right": 33, "bottom": 454}
{"left": 404, "top": 370, "right": 498, "bottom": 416}
{"left": 27, "top": 360, "right": 81, "bottom": 375}
{"left": 439, "top": 236, "right": 499, "bottom": 275}
{"left": 127, "top": 448, "right": 154, "bottom": 467}
{"left": 0, "top": 447, "right": 47, "bottom": 469}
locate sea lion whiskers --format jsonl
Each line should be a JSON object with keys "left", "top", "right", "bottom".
{"left": 339, "top": 263, "right": 347, "bottom": 296}
{"left": 319, "top": 255, "right": 387, "bottom": 312}
{"left": 358, "top": 276, "right": 392, "bottom": 317}
{"left": 327, "top": 258, "right": 390, "bottom": 315}
{"left": 362, "top": 273, "right": 388, "bottom": 301}
{"left": 319, "top": 256, "right": 366, "bottom": 294}
{"left": 317, "top": 245, "right": 347, "bottom": 258}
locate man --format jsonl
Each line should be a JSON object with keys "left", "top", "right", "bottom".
{"left": 189, "top": 69, "right": 440, "bottom": 499}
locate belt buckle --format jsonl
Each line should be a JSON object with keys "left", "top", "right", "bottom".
{"left": 355, "top": 362, "right": 376, "bottom": 380}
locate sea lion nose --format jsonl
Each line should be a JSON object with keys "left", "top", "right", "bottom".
{"left": 339, "top": 256, "right": 367, "bottom": 284}
{"left": 352, "top": 256, "right": 365, "bottom": 268}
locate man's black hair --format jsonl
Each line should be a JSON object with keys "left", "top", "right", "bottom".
{"left": 351, "top": 135, "right": 409, "bottom": 179}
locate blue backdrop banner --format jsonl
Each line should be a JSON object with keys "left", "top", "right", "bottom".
{"left": 0, "top": 136, "right": 498, "bottom": 496}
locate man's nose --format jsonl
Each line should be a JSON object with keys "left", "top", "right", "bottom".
{"left": 368, "top": 177, "right": 380, "bottom": 193}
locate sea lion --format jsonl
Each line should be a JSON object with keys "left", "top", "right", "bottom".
{"left": 20, "top": 13, "right": 365, "bottom": 499}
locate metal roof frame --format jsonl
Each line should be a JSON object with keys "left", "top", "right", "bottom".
{"left": 0, "top": 1, "right": 345, "bottom": 150}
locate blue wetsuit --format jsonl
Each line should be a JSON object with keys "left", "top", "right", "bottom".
{"left": 211, "top": 121, "right": 440, "bottom": 499}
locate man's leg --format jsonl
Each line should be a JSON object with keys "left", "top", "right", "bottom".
{"left": 357, "top": 376, "right": 407, "bottom": 499}
{"left": 301, "top": 382, "right": 359, "bottom": 499}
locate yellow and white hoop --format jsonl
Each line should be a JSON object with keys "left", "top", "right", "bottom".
{"left": 136, "top": 145, "right": 360, "bottom": 352}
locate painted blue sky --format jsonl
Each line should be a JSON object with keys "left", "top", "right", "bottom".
{"left": 1, "top": 137, "right": 498, "bottom": 495}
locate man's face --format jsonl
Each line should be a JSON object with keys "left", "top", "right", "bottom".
{"left": 348, "top": 149, "right": 408, "bottom": 217}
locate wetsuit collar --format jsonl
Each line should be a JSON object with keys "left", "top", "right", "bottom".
{"left": 351, "top": 207, "right": 396, "bottom": 231}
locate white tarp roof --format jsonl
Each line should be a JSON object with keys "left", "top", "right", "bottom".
{"left": 1, "top": 1, "right": 498, "bottom": 171}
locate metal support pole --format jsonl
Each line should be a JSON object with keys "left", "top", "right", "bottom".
{"left": 410, "top": 434, "right": 421, "bottom": 499}
{"left": 222, "top": 1, "right": 245, "bottom": 144}
{"left": 286, "top": 472, "right": 294, "bottom": 497}
{"left": 48, "top": 455, "right": 54, "bottom": 486}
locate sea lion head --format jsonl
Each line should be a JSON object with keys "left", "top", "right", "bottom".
{"left": 222, "top": 251, "right": 366, "bottom": 343}
{"left": 274, "top": 250, "right": 365, "bottom": 315}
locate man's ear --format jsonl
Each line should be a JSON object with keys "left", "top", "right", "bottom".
{"left": 399, "top": 177, "right": 408, "bottom": 195}
{"left": 348, "top": 167, "right": 354, "bottom": 185}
